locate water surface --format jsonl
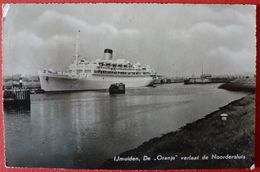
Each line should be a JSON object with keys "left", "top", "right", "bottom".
{"left": 4, "top": 83, "right": 247, "bottom": 168}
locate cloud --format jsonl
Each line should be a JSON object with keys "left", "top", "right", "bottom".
{"left": 33, "top": 10, "right": 139, "bottom": 39}
{"left": 3, "top": 4, "right": 256, "bottom": 76}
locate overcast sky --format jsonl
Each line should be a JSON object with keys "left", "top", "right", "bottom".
{"left": 3, "top": 4, "right": 256, "bottom": 77}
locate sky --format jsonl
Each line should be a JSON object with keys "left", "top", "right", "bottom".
{"left": 3, "top": 4, "right": 256, "bottom": 77}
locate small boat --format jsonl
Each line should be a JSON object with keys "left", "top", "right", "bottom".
{"left": 147, "top": 84, "right": 156, "bottom": 87}
{"left": 109, "top": 83, "right": 125, "bottom": 94}
{"left": 30, "top": 88, "right": 45, "bottom": 94}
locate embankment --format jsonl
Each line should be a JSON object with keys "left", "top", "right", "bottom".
{"left": 101, "top": 93, "right": 255, "bottom": 169}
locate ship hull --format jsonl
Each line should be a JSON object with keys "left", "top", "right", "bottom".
{"left": 39, "top": 74, "right": 154, "bottom": 92}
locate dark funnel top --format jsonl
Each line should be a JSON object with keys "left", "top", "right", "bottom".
{"left": 104, "top": 49, "right": 113, "bottom": 54}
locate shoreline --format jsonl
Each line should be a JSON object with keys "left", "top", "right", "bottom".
{"left": 101, "top": 92, "right": 255, "bottom": 169}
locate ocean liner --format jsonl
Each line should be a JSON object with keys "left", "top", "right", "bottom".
{"left": 39, "top": 43, "right": 155, "bottom": 92}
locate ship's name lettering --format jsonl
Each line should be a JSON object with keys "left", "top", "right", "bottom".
{"left": 156, "top": 155, "right": 177, "bottom": 161}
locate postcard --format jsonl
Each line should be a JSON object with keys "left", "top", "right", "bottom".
{"left": 2, "top": 4, "right": 256, "bottom": 170}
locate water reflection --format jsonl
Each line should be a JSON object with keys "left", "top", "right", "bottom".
{"left": 4, "top": 105, "right": 31, "bottom": 115}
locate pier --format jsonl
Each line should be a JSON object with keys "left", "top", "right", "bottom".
{"left": 219, "top": 77, "right": 256, "bottom": 92}
{"left": 153, "top": 74, "right": 251, "bottom": 86}
{"left": 4, "top": 88, "right": 31, "bottom": 109}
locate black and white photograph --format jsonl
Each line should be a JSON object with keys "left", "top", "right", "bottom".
{"left": 2, "top": 4, "right": 256, "bottom": 169}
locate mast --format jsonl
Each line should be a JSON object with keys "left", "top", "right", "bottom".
{"left": 75, "top": 30, "right": 80, "bottom": 74}
{"left": 201, "top": 60, "right": 204, "bottom": 77}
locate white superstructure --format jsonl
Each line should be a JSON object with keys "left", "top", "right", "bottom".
{"left": 39, "top": 48, "right": 155, "bottom": 92}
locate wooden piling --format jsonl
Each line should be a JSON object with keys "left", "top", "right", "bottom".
{"left": 4, "top": 88, "right": 31, "bottom": 109}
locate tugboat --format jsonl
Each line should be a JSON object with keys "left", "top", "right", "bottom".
{"left": 109, "top": 83, "right": 125, "bottom": 94}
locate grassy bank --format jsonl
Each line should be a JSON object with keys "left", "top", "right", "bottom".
{"left": 101, "top": 94, "right": 255, "bottom": 169}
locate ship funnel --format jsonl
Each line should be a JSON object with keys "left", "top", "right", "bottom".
{"left": 104, "top": 49, "right": 113, "bottom": 60}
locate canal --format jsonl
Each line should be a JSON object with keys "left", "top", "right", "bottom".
{"left": 4, "top": 83, "right": 247, "bottom": 169}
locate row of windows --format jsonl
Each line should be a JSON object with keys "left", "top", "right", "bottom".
{"left": 94, "top": 70, "right": 150, "bottom": 75}
{"left": 98, "top": 62, "right": 134, "bottom": 67}
{"left": 69, "top": 69, "right": 91, "bottom": 73}
{"left": 71, "top": 65, "right": 147, "bottom": 71}
{"left": 69, "top": 69, "right": 151, "bottom": 75}
{"left": 97, "top": 66, "right": 146, "bottom": 71}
